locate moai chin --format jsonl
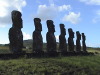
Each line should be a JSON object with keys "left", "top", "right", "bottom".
{"left": 82, "top": 33, "right": 87, "bottom": 52}
{"left": 59, "top": 24, "right": 67, "bottom": 52}
{"left": 9, "top": 10, "right": 23, "bottom": 53}
{"left": 32, "top": 18, "right": 43, "bottom": 53}
{"left": 46, "top": 20, "right": 57, "bottom": 52}
{"left": 68, "top": 28, "right": 74, "bottom": 52}
{"left": 76, "top": 31, "right": 81, "bottom": 52}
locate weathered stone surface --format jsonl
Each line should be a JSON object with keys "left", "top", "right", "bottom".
{"left": 32, "top": 18, "right": 43, "bottom": 53}
{"left": 46, "top": 20, "right": 57, "bottom": 52}
{"left": 59, "top": 24, "right": 67, "bottom": 52}
{"left": 76, "top": 31, "right": 81, "bottom": 52}
{"left": 82, "top": 33, "right": 87, "bottom": 52}
{"left": 9, "top": 10, "right": 23, "bottom": 53}
{"left": 68, "top": 28, "right": 74, "bottom": 52}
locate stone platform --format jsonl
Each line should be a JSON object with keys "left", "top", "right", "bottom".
{"left": 0, "top": 51, "right": 94, "bottom": 59}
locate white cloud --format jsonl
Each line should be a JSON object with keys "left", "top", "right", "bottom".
{"left": 55, "top": 35, "right": 59, "bottom": 42}
{"left": 34, "top": 4, "right": 71, "bottom": 20}
{"left": 92, "top": 17, "right": 100, "bottom": 23}
{"left": 58, "top": 5, "right": 71, "bottom": 12}
{"left": 92, "top": 10, "right": 100, "bottom": 23}
{"left": 23, "top": 32, "right": 32, "bottom": 40}
{"left": 0, "top": 25, "right": 6, "bottom": 28}
{"left": 87, "top": 43, "right": 100, "bottom": 47}
{"left": 0, "top": 0, "right": 26, "bottom": 27}
{"left": 79, "top": 0, "right": 100, "bottom": 5}
{"left": 96, "top": 10, "right": 100, "bottom": 15}
{"left": 62, "top": 12, "right": 81, "bottom": 24}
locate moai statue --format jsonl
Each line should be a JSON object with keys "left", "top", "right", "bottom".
{"left": 76, "top": 31, "right": 81, "bottom": 52}
{"left": 59, "top": 24, "right": 67, "bottom": 52}
{"left": 68, "top": 28, "right": 74, "bottom": 52}
{"left": 46, "top": 20, "right": 57, "bottom": 52}
{"left": 9, "top": 10, "right": 23, "bottom": 53}
{"left": 32, "top": 18, "right": 43, "bottom": 53}
{"left": 82, "top": 33, "right": 87, "bottom": 52}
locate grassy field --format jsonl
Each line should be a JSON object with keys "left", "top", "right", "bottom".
{"left": 0, "top": 46, "right": 100, "bottom": 75}
{"left": 0, "top": 55, "right": 100, "bottom": 75}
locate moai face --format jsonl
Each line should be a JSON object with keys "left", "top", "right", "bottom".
{"left": 82, "top": 33, "right": 84, "bottom": 37}
{"left": 47, "top": 20, "right": 55, "bottom": 32}
{"left": 60, "top": 24, "right": 66, "bottom": 35}
{"left": 72, "top": 30, "right": 74, "bottom": 38}
{"left": 82, "top": 33, "right": 86, "bottom": 40}
{"left": 11, "top": 10, "right": 23, "bottom": 28}
{"left": 68, "top": 28, "right": 74, "bottom": 38}
{"left": 76, "top": 31, "right": 81, "bottom": 40}
{"left": 34, "top": 18, "right": 42, "bottom": 31}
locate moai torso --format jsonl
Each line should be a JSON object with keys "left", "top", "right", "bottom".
{"left": 76, "top": 31, "right": 81, "bottom": 52}
{"left": 82, "top": 33, "right": 86, "bottom": 52}
{"left": 46, "top": 20, "right": 56, "bottom": 52}
{"left": 32, "top": 18, "right": 43, "bottom": 53}
{"left": 9, "top": 10, "right": 23, "bottom": 53}
{"left": 68, "top": 28, "right": 74, "bottom": 52}
{"left": 59, "top": 24, "right": 67, "bottom": 52}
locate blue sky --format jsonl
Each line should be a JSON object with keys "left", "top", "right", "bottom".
{"left": 0, "top": 0, "right": 100, "bottom": 47}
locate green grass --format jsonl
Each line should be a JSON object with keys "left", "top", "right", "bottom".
{"left": 0, "top": 46, "right": 11, "bottom": 54}
{"left": 0, "top": 46, "right": 100, "bottom": 75}
{"left": 0, "top": 55, "right": 100, "bottom": 75}
{"left": 88, "top": 49, "right": 100, "bottom": 53}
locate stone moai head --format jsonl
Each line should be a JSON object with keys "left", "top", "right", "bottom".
{"left": 76, "top": 31, "right": 81, "bottom": 40}
{"left": 68, "top": 28, "right": 74, "bottom": 38}
{"left": 11, "top": 10, "right": 23, "bottom": 28}
{"left": 82, "top": 33, "right": 86, "bottom": 40}
{"left": 47, "top": 20, "right": 55, "bottom": 32}
{"left": 60, "top": 24, "right": 66, "bottom": 35}
{"left": 34, "top": 18, "right": 42, "bottom": 31}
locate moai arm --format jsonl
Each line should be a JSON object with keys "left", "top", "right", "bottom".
{"left": 9, "top": 28, "right": 17, "bottom": 47}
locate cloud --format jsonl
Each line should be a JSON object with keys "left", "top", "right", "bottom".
{"left": 23, "top": 32, "right": 32, "bottom": 40}
{"left": 62, "top": 12, "right": 81, "bottom": 24}
{"left": 87, "top": 43, "right": 100, "bottom": 47}
{"left": 34, "top": 4, "right": 71, "bottom": 20}
{"left": 0, "top": 0, "right": 26, "bottom": 27}
{"left": 79, "top": 0, "right": 100, "bottom": 5}
{"left": 96, "top": 10, "right": 100, "bottom": 15}
{"left": 92, "top": 10, "right": 100, "bottom": 23}
{"left": 55, "top": 35, "right": 59, "bottom": 42}
{"left": 58, "top": 5, "right": 71, "bottom": 12}
{"left": 92, "top": 17, "right": 100, "bottom": 23}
